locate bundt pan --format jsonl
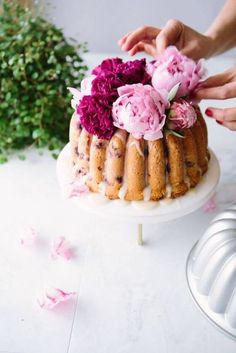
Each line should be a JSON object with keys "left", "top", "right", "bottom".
{"left": 186, "top": 203, "right": 236, "bottom": 340}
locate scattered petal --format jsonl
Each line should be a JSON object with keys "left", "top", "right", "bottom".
{"left": 68, "top": 179, "right": 89, "bottom": 198}
{"left": 203, "top": 196, "right": 218, "bottom": 213}
{"left": 20, "top": 226, "right": 37, "bottom": 247}
{"left": 37, "top": 287, "right": 76, "bottom": 310}
{"left": 51, "top": 236, "right": 74, "bottom": 260}
{"left": 67, "top": 87, "right": 83, "bottom": 110}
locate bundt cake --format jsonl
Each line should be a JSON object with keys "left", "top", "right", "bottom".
{"left": 67, "top": 47, "right": 209, "bottom": 202}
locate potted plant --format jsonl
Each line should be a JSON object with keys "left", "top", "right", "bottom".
{"left": 0, "top": 0, "right": 88, "bottom": 162}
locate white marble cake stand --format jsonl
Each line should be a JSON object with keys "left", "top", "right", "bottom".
{"left": 57, "top": 143, "right": 220, "bottom": 244}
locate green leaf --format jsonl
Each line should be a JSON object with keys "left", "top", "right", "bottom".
{"left": 32, "top": 129, "right": 44, "bottom": 139}
{"left": 18, "top": 154, "right": 26, "bottom": 160}
{"left": 0, "top": 155, "right": 8, "bottom": 164}
{"left": 167, "top": 83, "right": 181, "bottom": 101}
{"left": 166, "top": 128, "right": 185, "bottom": 139}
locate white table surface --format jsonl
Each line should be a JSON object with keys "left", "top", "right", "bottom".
{"left": 0, "top": 53, "right": 236, "bottom": 353}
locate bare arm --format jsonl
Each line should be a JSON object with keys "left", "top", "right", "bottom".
{"left": 206, "top": 0, "right": 236, "bottom": 56}
{"left": 119, "top": 0, "right": 236, "bottom": 60}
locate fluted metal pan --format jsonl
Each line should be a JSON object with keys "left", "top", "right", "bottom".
{"left": 186, "top": 203, "right": 236, "bottom": 340}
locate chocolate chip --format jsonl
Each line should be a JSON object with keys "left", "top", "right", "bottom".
{"left": 144, "top": 147, "right": 149, "bottom": 157}
{"left": 166, "top": 164, "right": 170, "bottom": 173}
{"left": 116, "top": 176, "right": 123, "bottom": 183}
{"left": 95, "top": 142, "right": 103, "bottom": 149}
{"left": 185, "top": 161, "right": 194, "bottom": 168}
{"left": 97, "top": 166, "right": 102, "bottom": 171}
{"left": 109, "top": 150, "right": 122, "bottom": 158}
{"left": 78, "top": 152, "right": 84, "bottom": 160}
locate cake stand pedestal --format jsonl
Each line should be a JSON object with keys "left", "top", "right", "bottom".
{"left": 57, "top": 144, "right": 220, "bottom": 245}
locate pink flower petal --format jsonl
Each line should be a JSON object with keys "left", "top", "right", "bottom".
{"left": 20, "top": 226, "right": 37, "bottom": 247}
{"left": 68, "top": 179, "right": 89, "bottom": 198}
{"left": 112, "top": 84, "right": 168, "bottom": 141}
{"left": 51, "top": 236, "right": 74, "bottom": 260}
{"left": 203, "top": 196, "right": 218, "bottom": 213}
{"left": 37, "top": 287, "right": 76, "bottom": 310}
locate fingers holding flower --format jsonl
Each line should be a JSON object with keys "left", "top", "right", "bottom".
{"left": 193, "top": 66, "right": 236, "bottom": 131}
{"left": 194, "top": 66, "right": 236, "bottom": 100}
{"left": 118, "top": 20, "right": 215, "bottom": 60}
{"left": 118, "top": 26, "right": 160, "bottom": 56}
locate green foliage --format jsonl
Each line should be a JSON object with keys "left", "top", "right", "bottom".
{"left": 0, "top": 0, "right": 88, "bottom": 162}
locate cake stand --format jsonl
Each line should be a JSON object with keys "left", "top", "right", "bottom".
{"left": 57, "top": 143, "right": 220, "bottom": 245}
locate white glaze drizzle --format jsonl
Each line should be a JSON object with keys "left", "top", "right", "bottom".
{"left": 184, "top": 176, "right": 191, "bottom": 188}
{"left": 118, "top": 183, "right": 128, "bottom": 200}
{"left": 166, "top": 184, "right": 172, "bottom": 198}
{"left": 132, "top": 200, "right": 157, "bottom": 210}
{"left": 143, "top": 186, "right": 151, "bottom": 202}
{"left": 98, "top": 181, "right": 107, "bottom": 195}
{"left": 128, "top": 140, "right": 144, "bottom": 158}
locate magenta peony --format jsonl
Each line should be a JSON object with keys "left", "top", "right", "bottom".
{"left": 77, "top": 95, "right": 115, "bottom": 140}
{"left": 92, "top": 58, "right": 123, "bottom": 75}
{"left": 151, "top": 46, "right": 206, "bottom": 98}
{"left": 168, "top": 99, "right": 197, "bottom": 129}
{"left": 116, "top": 59, "right": 151, "bottom": 85}
{"left": 112, "top": 84, "right": 168, "bottom": 141}
{"left": 91, "top": 72, "right": 123, "bottom": 102}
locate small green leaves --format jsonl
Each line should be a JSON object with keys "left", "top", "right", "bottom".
{"left": 0, "top": 155, "right": 8, "bottom": 164}
{"left": 0, "top": 0, "right": 88, "bottom": 162}
{"left": 18, "top": 154, "right": 26, "bottom": 161}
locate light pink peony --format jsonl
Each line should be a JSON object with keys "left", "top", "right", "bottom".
{"left": 151, "top": 46, "right": 206, "bottom": 99}
{"left": 68, "top": 75, "right": 96, "bottom": 110}
{"left": 112, "top": 84, "right": 168, "bottom": 140}
{"left": 168, "top": 99, "right": 197, "bottom": 129}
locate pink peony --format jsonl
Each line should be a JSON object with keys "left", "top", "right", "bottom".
{"left": 112, "top": 84, "right": 168, "bottom": 140}
{"left": 68, "top": 75, "right": 96, "bottom": 110}
{"left": 168, "top": 99, "right": 197, "bottom": 130}
{"left": 151, "top": 47, "right": 206, "bottom": 98}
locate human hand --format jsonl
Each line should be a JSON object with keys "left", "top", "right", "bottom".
{"left": 194, "top": 67, "right": 236, "bottom": 131}
{"left": 118, "top": 20, "right": 215, "bottom": 60}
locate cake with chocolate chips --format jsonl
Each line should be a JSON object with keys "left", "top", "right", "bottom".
{"left": 68, "top": 47, "right": 209, "bottom": 201}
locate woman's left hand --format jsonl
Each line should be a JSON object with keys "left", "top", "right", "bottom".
{"left": 194, "top": 67, "right": 236, "bottom": 131}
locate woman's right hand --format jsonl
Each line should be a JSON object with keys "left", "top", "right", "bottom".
{"left": 118, "top": 19, "right": 216, "bottom": 60}
{"left": 193, "top": 67, "right": 236, "bottom": 131}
